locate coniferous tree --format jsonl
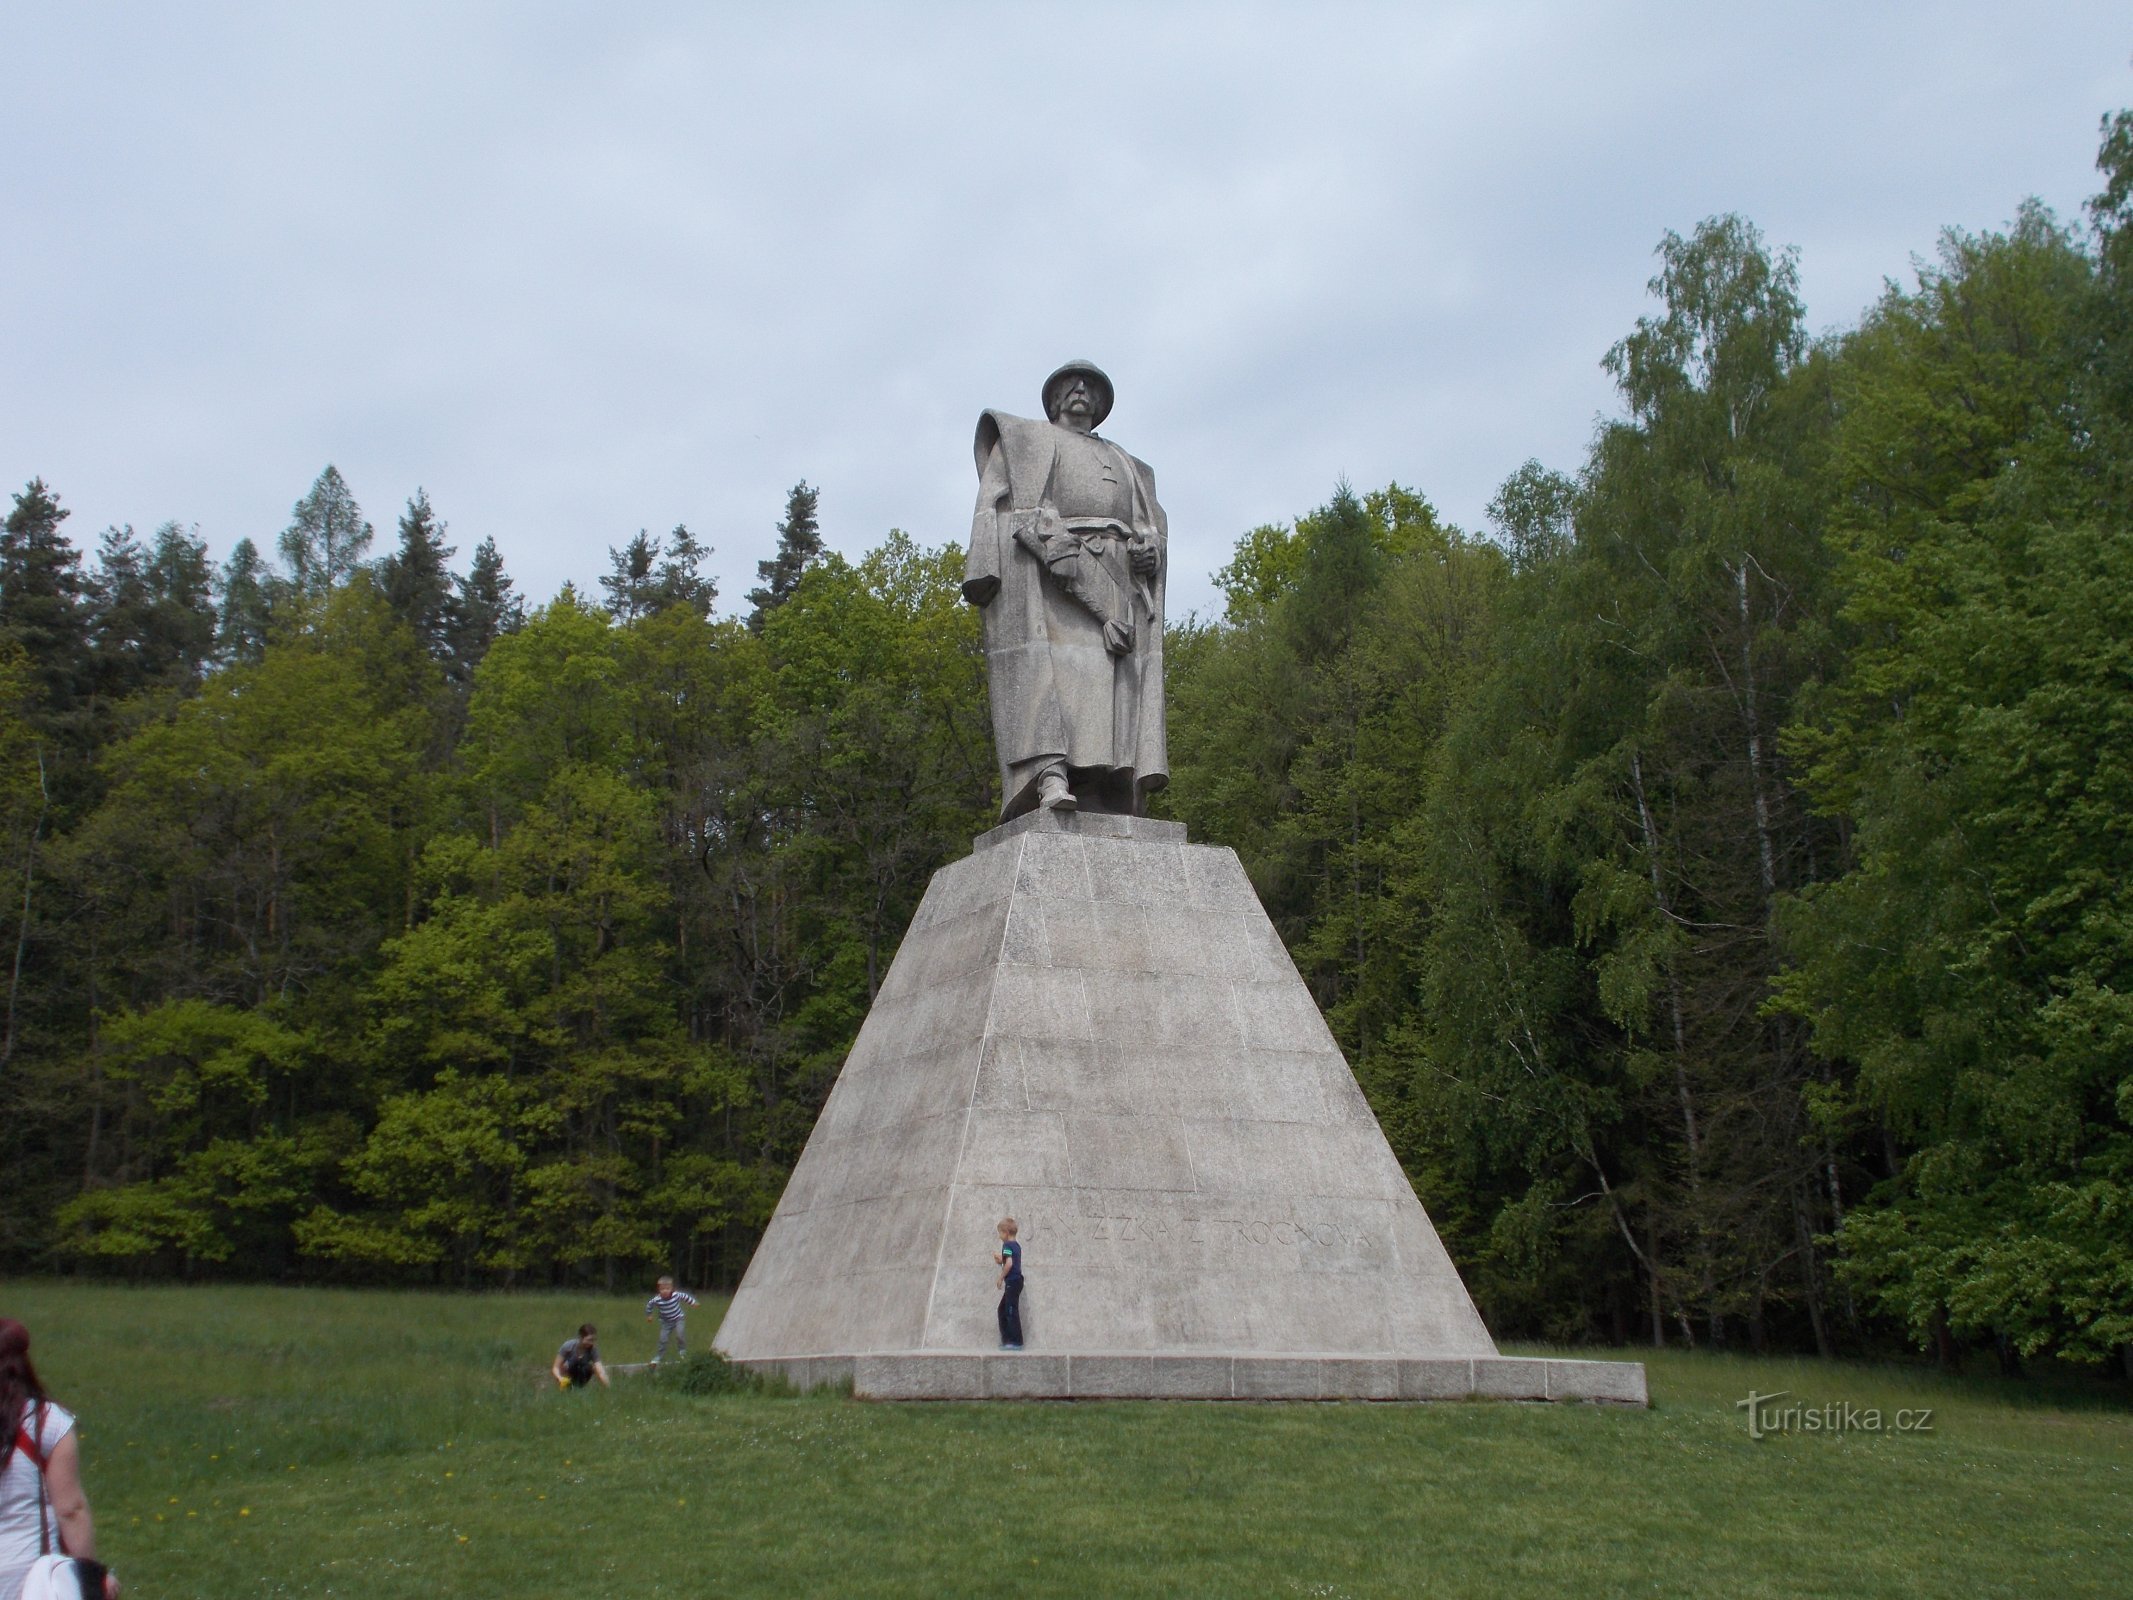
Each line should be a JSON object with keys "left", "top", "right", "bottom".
{"left": 83, "top": 521, "right": 213, "bottom": 706}
{"left": 0, "top": 481, "right": 82, "bottom": 1087}
{"left": 600, "top": 530, "right": 661, "bottom": 623}
{"left": 279, "top": 465, "right": 373, "bottom": 599}
{"left": 214, "top": 538, "right": 276, "bottom": 666}
{"left": 142, "top": 522, "right": 217, "bottom": 690}
{"left": 380, "top": 489, "right": 459, "bottom": 661}
{"left": 0, "top": 480, "right": 89, "bottom": 733}
{"left": 1280, "top": 483, "right": 1385, "bottom": 669}
{"left": 747, "top": 481, "right": 822, "bottom": 630}
{"left": 651, "top": 523, "right": 717, "bottom": 618}
{"left": 0, "top": 638, "right": 44, "bottom": 1074}
{"left": 85, "top": 524, "right": 152, "bottom": 711}
{"left": 450, "top": 535, "right": 520, "bottom": 679}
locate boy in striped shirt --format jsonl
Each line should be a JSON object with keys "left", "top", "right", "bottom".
{"left": 645, "top": 1277, "right": 699, "bottom": 1363}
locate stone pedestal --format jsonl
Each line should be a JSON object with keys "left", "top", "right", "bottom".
{"left": 713, "top": 811, "right": 1646, "bottom": 1405}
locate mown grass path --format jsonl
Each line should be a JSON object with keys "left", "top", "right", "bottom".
{"left": 5, "top": 1283, "right": 2129, "bottom": 1597}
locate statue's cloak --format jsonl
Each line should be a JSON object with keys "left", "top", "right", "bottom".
{"left": 962, "top": 410, "right": 1168, "bottom": 820}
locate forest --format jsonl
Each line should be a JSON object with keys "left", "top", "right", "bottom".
{"left": 3, "top": 112, "right": 2129, "bottom": 1370}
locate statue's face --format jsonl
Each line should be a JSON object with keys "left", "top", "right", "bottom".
{"left": 1055, "top": 377, "right": 1098, "bottom": 429}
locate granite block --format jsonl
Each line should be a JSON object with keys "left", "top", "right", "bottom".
{"left": 1234, "top": 978, "right": 1339, "bottom": 1054}
{"left": 1010, "top": 1037, "right": 1122, "bottom": 1113}
{"left": 1071, "top": 1354, "right": 1154, "bottom": 1397}
{"left": 1316, "top": 1358, "right": 1400, "bottom": 1400}
{"left": 875, "top": 904, "right": 1007, "bottom": 999}
{"left": 1226, "top": 1049, "right": 1335, "bottom": 1123}
{"left": 1232, "top": 1357, "right": 1322, "bottom": 1400}
{"left": 1150, "top": 1355, "right": 1234, "bottom": 1399}
{"left": 1182, "top": 845, "right": 1257, "bottom": 911}
{"left": 1473, "top": 1357, "right": 1550, "bottom": 1400}
{"left": 971, "top": 1038, "right": 1029, "bottom": 1111}
{"left": 986, "top": 1354, "right": 1073, "bottom": 1399}
{"left": 910, "top": 852, "right": 1015, "bottom": 931}
{"left": 1087, "top": 838, "right": 1188, "bottom": 909}
{"left": 1547, "top": 1359, "right": 1649, "bottom": 1405}
{"left": 989, "top": 964, "right": 1091, "bottom": 1041}
{"left": 855, "top": 1354, "right": 985, "bottom": 1400}
{"left": 1015, "top": 832, "right": 1092, "bottom": 901}
{"left": 1242, "top": 916, "right": 1297, "bottom": 981}
{"left": 1086, "top": 968, "right": 1245, "bottom": 1051}
{"left": 1316, "top": 1056, "right": 1379, "bottom": 1123}
{"left": 1399, "top": 1359, "right": 1477, "bottom": 1400}
{"left": 999, "top": 895, "right": 1051, "bottom": 965}
{"left": 957, "top": 1111, "right": 1070, "bottom": 1188}
{"left": 1064, "top": 1112, "right": 1196, "bottom": 1191}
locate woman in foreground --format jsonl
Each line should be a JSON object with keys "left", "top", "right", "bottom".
{"left": 0, "top": 1320, "right": 117, "bottom": 1600}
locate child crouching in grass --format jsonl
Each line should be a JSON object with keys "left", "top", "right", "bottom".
{"left": 645, "top": 1276, "right": 699, "bottom": 1363}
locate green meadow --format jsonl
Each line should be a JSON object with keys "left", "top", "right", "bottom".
{"left": 4, "top": 1282, "right": 2128, "bottom": 1598}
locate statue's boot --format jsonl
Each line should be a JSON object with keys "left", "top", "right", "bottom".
{"left": 1038, "top": 767, "right": 1077, "bottom": 812}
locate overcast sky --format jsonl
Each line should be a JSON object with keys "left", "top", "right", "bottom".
{"left": 4, "top": 3, "right": 2128, "bottom": 623}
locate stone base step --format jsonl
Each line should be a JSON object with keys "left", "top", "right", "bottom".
{"left": 729, "top": 1351, "right": 1647, "bottom": 1405}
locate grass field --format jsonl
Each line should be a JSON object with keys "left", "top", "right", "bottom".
{"left": 2, "top": 1282, "right": 2128, "bottom": 1598}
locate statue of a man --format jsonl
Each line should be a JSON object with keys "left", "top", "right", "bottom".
{"left": 962, "top": 361, "right": 1168, "bottom": 820}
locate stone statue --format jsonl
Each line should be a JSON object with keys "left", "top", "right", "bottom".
{"left": 961, "top": 361, "right": 1168, "bottom": 819}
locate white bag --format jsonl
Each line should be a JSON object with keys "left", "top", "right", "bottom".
{"left": 17, "top": 1554, "right": 90, "bottom": 1600}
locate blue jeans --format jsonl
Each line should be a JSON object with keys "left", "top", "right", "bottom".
{"left": 998, "top": 1278, "right": 1024, "bottom": 1346}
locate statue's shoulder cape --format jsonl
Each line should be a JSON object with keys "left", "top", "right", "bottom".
{"left": 973, "top": 410, "right": 1156, "bottom": 507}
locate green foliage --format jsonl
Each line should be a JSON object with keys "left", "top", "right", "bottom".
{"left": 1486, "top": 459, "right": 1576, "bottom": 570}
{"left": 599, "top": 525, "right": 715, "bottom": 624}
{"left": 0, "top": 479, "right": 88, "bottom": 728}
{"left": 279, "top": 464, "right": 374, "bottom": 599}
{"left": 5, "top": 507, "right": 988, "bottom": 1290}
{"left": 747, "top": 479, "right": 824, "bottom": 627}
{"left": 379, "top": 489, "right": 458, "bottom": 663}
{"left": 449, "top": 534, "right": 521, "bottom": 676}
{"left": 1776, "top": 202, "right": 2133, "bottom": 1361}
{"left": 212, "top": 537, "right": 274, "bottom": 666}
{"left": 1210, "top": 481, "right": 1445, "bottom": 624}
{"left": 86, "top": 520, "right": 216, "bottom": 711}
{"left": 671, "top": 1347, "right": 791, "bottom": 1396}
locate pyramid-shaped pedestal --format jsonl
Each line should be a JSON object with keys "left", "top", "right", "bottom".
{"left": 716, "top": 812, "right": 1645, "bottom": 1405}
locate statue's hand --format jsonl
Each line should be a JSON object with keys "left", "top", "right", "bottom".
{"left": 1011, "top": 507, "right": 1065, "bottom": 564}
{"left": 1128, "top": 532, "right": 1160, "bottom": 577}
